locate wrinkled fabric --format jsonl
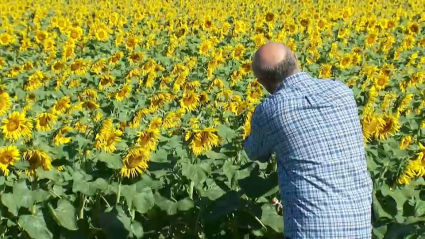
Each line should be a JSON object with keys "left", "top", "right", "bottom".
{"left": 244, "top": 72, "right": 373, "bottom": 239}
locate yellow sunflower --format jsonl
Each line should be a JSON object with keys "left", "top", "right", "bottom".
{"left": 115, "top": 84, "right": 132, "bottom": 101}
{"left": 53, "top": 126, "right": 73, "bottom": 146}
{"left": 1, "top": 111, "right": 33, "bottom": 141}
{"left": 35, "top": 113, "right": 58, "bottom": 132}
{"left": 137, "top": 128, "right": 160, "bottom": 151}
{"left": 0, "top": 92, "right": 12, "bottom": 116}
{"left": 148, "top": 117, "right": 163, "bottom": 129}
{"left": 180, "top": 91, "right": 200, "bottom": 112}
{"left": 0, "top": 145, "right": 20, "bottom": 176}
{"left": 190, "top": 128, "right": 220, "bottom": 155}
{"left": 120, "top": 147, "right": 150, "bottom": 178}
{"left": 376, "top": 115, "right": 401, "bottom": 140}
{"left": 23, "top": 149, "right": 53, "bottom": 172}
{"left": 94, "top": 128, "right": 123, "bottom": 153}
{"left": 52, "top": 96, "right": 71, "bottom": 114}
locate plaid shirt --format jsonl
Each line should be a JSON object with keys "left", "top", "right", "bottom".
{"left": 244, "top": 72, "right": 373, "bottom": 238}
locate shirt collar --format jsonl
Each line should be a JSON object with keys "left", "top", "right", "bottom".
{"left": 275, "top": 72, "right": 312, "bottom": 92}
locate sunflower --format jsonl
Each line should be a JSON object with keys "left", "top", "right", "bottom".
{"left": 374, "top": 74, "right": 389, "bottom": 90}
{"left": 115, "top": 84, "right": 132, "bottom": 101}
{"left": 120, "top": 147, "right": 150, "bottom": 178}
{"left": 125, "top": 35, "right": 139, "bottom": 51}
{"left": 137, "top": 128, "right": 160, "bottom": 151}
{"left": 149, "top": 117, "right": 162, "bottom": 129}
{"left": 95, "top": 128, "right": 123, "bottom": 153}
{"left": 128, "top": 52, "right": 145, "bottom": 65}
{"left": 82, "top": 100, "right": 99, "bottom": 111}
{"left": 400, "top": 136, "right": 413, "bottom": 150}
{"left": 162, "top": 112, "right": 181, "bottom": 129}
{"left": 53, "top": 126, "right": 73, "bottom": 146}
{"left": 23, "top": 149, "right": 53, "bottom": 171}
{"left": 180, "top": 91, "right": 200, "bottom": 112}
{"left": 0, "top": 145, "right": 20, "bottom": 176}
{"left": 99, "top": 75, "right": 115, "bottom": 90}
{"left": 199, "top": 40, "right": 212, "bottom": 56}
{"left": 0, "top": 33, "right": 15, "bottom": 46}
{"left": 406, "top": 22, "right": 420, "bottom": 35}
{"left": 52, "top": 96, "right": 71, "bottom": 114}
{"left": 361, "top": 114, "right": 385, "bottom": 142}
{"left": 319, "top": 64, "right": 332, "bottom": 78}
{"left": 339, "top": 54, "right": 353, "bottom": 69}
{"left": 35, "top": 113, "right": 58, "bottom": 132}
{"left": 190, "top": 128, "right": 220, "bottom": 155}
{"left": 67, "top": 26, "right": 83, "bottom": 41}
{"left": 376, "top": 115, "right": 401, "bottom": 140}
{"left": 95, "top": 28, "right": 109, "bottom": 42}
{"left": 0, "top": 92, "right": 12, "bottom": 116}
{"left": 51, "top": 61, "right": 65, "bottom": 73}
{"left": 35, "top": 31, "right": 48, "bottom": 43}
{"left": 70, "top": 58, "right": 89, "bottom": 75}
{"left": 1, "top": 111, "right": 33, "bottom": 141}
{"left": 80, "top": 88, "right": 99, "bottom": 101}
{"left": 109, "top": 51, "right": 124, "bottom": 65}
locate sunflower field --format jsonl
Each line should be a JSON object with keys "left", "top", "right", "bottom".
{"left": 0, "top": 0, "right": 424, "bottom": 238}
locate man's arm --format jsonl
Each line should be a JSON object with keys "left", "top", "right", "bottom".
{"left": 243, "top": 104, "right": 273, "bottom": 162}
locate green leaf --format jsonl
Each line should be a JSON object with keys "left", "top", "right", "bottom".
{"left": 181, "top": 162, "right": 207, "bottom": 186}
{"left": 19, "top": 213, "right": 53, "bottom": 239}
{"left": 121, "top": 184, "right": 137, "bottom": 208}
{"left": 33, "top": 189, "right": 50, "bottom": 203}
{"left": 1, "top": 193, "right": 18, "bottom": 216}
{"left": 0, "top": 176, "right": 5, "bottom": 185}
{"left": 53, "top": 199, "right": 78, "bottom": 230}
{"left": 177, "top": 198, "right": 194, "bottom": 211}
{"left": 98, "top": 152, "right": 124, "bottom": 169}
{"left": 203, "top": 184, "right": 225, "bottom": 200}
{"left": 131, "top": 221, "right": 144, "bottom": 238}
{"left": 260, "top": 204, "right": 283, "bottom": 233}
{"left": 205, "top": 150, "right": 227, "bottom": 160}
{"left": 217, "top": 124, "right": 236, "bottom": 139}
{"left": 133, "top": 187, "right": 155, "bottom": 214}
{"left": 150, "top": 148, "right": 168, "bottom": 162}
{"left": 162, "top": 135, "right": 182, "bottom": 149}
{"left": 36, "top": 168, "right": 62, "bottom": 181}
{"left": 73, "top": 179, "right": 97, "bottom": 196}
{"left": 93, "top": 178, "right": 109, "bottom": 192}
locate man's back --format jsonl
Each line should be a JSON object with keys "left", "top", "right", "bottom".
{"left": 250, "top": 72, "right": 373, "bottom": 238}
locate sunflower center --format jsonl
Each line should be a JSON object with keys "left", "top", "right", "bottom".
{"left": 127, "top": 155, "right": 142, "bottom": 168}
{"left": 0, "top": 153, "right": 13, "bottom": 164}
{"left": 71, "top": 62, "right": 82, "bottom": 71}
{"left": 71, "top": 31, "right": 78, "bottom": 39}
{"left": 7, "top": 119, "right": 20, "bottom": 131}
{"left": 1, "top": 36, "right": 8, "bottom": 43}
{"left": 98, "top": 31, "right": 105, "bottom": 38}
{"left": 55, "top": 100, "right": 67, "bottom": 111}
{"left": 127, "top": 39, "right": 135, "bottom": 47}
{"left": 377, "top": 77, "right": 386, "bottom": 86}
{"left": 39, "top": 116, "right": 49, "bottom": 126}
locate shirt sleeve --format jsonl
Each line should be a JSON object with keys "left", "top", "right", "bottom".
{"left": 243, "top": 103, "right": 273, "bottom": 162}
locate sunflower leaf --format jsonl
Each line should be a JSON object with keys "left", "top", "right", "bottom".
{"left": 53, "top": 199, "right": 78, "bottom": 231}
{"left": 19, "top": 213, "right": 53, "bottom": 239}
{"left": 1, "top": 193, "right": 19, "bottom": 216}
{"left": 217, "top": 124, "right": 236, "bottom": 140}
{"left": 133, "top": 187, "right": 155, "bottom": 214}
{"left": 98, "top": 152, "right": 123, "bottom": 169}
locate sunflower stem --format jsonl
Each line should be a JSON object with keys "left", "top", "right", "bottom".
{"left": 189, "top": 180, "right": 194, "bottom": 199}
{"left": 31, "top": 175, "right": 38, "bottom": 215}
{"left": 116, "top": 177, "right": 122, "bottom": 205}
{"left": 79, "top": 193, "right": 85, "bottom": 219}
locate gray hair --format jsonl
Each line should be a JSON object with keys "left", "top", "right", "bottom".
{"left": 252, "top": 51, "right": 297, "bottom": 82}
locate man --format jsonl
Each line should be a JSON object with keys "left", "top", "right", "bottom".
{"left": 243, "top": 42, "right": 373, "bottom": 239}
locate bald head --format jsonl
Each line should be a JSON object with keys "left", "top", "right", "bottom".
{"left": 252, "top": 42, "right": 299, "bottom": 84}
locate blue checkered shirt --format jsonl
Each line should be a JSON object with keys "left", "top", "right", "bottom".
{"left": 244, "top": 72, "right": 373, "bottom": 238}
